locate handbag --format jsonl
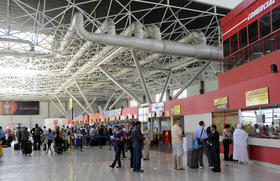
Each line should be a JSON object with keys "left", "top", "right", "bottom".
{"left": 197, "top": 128, "right": 204, "bottom": 145}
{"left": 193, "top": 128, "right": 204, "bottom": 150}
{"left": 193, "top": 139, "right": 202, "bottom": 150}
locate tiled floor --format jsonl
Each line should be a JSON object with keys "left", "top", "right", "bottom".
{"left": 0, "top": 145, "right": 279, "bottom": 181}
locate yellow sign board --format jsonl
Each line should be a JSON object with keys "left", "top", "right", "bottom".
{"left": 246, "top": 87, "right": 269, "bottom": 107}
{"left": 171, "top": 105, "right": 181, "bottom": 115}
{"left": 69, "top": 98, "right": 72, "bottom": 110}
{"left": 214, "top": 96, "right": 228, "bottom": 105}
{"left": 214, "top": 96, "right": 228, "bottom": 111}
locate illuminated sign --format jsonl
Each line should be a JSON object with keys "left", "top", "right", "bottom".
{"left": 100, "top": 108, "right": 122, "bottom": 118}
{"left": 152, "top": 102, "right": 164, "bottom": 112}
{"left": 246, "top": 87, "right": 269, "bottom": 107}
{"left": 171, "top": 105, "right": 181, "bottom": 115}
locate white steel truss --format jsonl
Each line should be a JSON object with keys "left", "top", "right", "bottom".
{"left": 0, "top": 0, "right": 227, "bottom": 106}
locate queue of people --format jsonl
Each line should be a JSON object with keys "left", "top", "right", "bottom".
{"left": 1, "top": 119, "right": 251, "bottom": 175}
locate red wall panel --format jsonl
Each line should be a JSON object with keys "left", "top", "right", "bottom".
{"left": 249, "top": 145, "right": 280, "bottom": 165}
{"left": 219, "top": 50, "right": 280, "bottom": 89}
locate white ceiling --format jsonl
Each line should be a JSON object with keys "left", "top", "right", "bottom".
{"left": 192, "top": 0, "right": 243, "bottom": 9}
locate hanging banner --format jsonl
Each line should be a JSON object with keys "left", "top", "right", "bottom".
{"left": 214, "top": 96, "right": 228, "bottom": 111}
{"left": 246, "top": 87, "right": 269, "bottom": 107}
{"left": 69, "top": 98, "right": 72, "bottom": 110}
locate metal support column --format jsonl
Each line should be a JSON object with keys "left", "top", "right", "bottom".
{"left": 50, "top": 99, "right": 67, "bottom": 118}
{"left": 75, "top": 81, "right": 94, "bottom": 113}
{"left": 65, "top": 89, "right": 91, "bottom": 115}
{"left": 103, "top": 92, "right": 115, "bottom": 111}
{"left": 109, "top": 92, "right": 125, "bottom": 110}
{"left": 159, "top": 70, "right": 172, "bottom": 102}
{"left": 131, "top": 50, "right": 152, "bottom": 103}
{"left": 172, "top": 61, "right": 211, "bottom": 100}
{"left": 98, "top": 66, "right": 143, "bottom": 104}
{"left": 79, "top": 97, "right": 97, "bottom": 116}
{"left": 55, "top": 96, "right": 68, "bottom": 115}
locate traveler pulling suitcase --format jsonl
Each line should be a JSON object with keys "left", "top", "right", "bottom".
{"left": 23, "top": 141, "right": 32, "bottom": 155}
{"left": 14, "top": 143, "right": 20, "bottom": 150}
{"left": 187, "top": 149, "right": 199, "bottom": 168}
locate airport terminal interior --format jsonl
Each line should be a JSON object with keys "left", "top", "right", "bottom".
{"left": 0, "top": 0, "right": 280, "bottom": 180}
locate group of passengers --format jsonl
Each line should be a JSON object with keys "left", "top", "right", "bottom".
{"left": 2, "top": 119, "right": 251, "bottom": 174}
{"left": 171, "top": 120, "right": 249, "bottom": 173}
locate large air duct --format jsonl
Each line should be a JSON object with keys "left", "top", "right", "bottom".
{"left": 62, "top": 18, "right": 115, "bottom": 74}
{"left": 53, "top": 13, "right": 208, "bottom": 96}
{"left": 0, "top": 38, "right": 34, "bottom": 50}
{"left": 73, "top": 12, "right": 222, "bottom": 61}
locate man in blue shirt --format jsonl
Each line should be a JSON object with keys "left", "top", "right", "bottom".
{"left": 194, "top": 121, "right": 208, "bottom": 169}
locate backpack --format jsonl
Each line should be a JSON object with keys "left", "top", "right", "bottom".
{"left": 34, "top": 128, "right": 41, "bottom": 136}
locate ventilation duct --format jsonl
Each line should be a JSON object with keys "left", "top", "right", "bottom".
{"left": 0, "top": 38, "right": 34, "bottom": 51}
{"left": 53, "top": 13, "right": 208, "bottom": 95}
{"left": 73, "top": 12, "right": 222, "bottom": 61}
{"left": 62, "top": 18, "right": 115, "bottom": 74}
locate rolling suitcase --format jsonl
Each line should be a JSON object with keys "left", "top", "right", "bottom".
{"left": 54, "top": 145, "right": 63, "bottom": 154}
{"left": 14, "top": 143, "right": 20, "bottom": 150}
{"left": 23, "top": 141, "right": 32, "bottom": 155}
{"left": 187, "top": 149, "right": 199, "bottom": 168}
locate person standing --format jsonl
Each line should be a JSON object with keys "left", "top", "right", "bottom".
{"left": 0, "top": 127, "right": 5, "bottom": 142}
{"left": 21, "top": 127, "right": 30, "bottom": 154}
{"left": 132, "top": 121, "right": 144, "bottom": 173}
{"left": 127, "top": 123, "right": 135, "bottom": 168}
{"left": 46, "top": 129, "right": 53, "bottom": 155}
{"left": 109, "top": 126, "right": 123, "bottom": 168}
{"left": 30, "top": 124, "right": 43, "bottom": 150}
{"left": 202, "top": 125, "right": 221, "bottom": 172}
{"left": 143, "top": 125, "right": 152, "bottom": 160}
{"left": 223, "top": 124, "right": 233, "bottom": 161}
{"left": 194, "top": 121, "right": 208, "bottom": 169}
{"left": 120, "top": 125, "right": 127, "bottom": 158}
{"left": 98, "top": 126, "right": 104, "bottom": 149}
{"left": 233, "top": 124, "right": 249, "bottom": 164}
{"left": 171, "top": 120, "right": 184, "bottom": 170}
{"left": 16, "top": 127, "right": 22, "bottom": 149}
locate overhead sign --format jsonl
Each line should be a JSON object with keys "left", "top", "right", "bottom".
{"left": 171, "top": 105, "right": 181, "bottom": 115}
{"left": 248, "top": 0, "right": 275, "bottom": 20}
{"left": 214, "top": 96, "right": 228, "bottom": 111}
{"left": 246, "top": 87, "right": 269, "bottom": 107}
{"left": 0, "top": 101, "right": 39, "bottom": 115}
{"left": 69, "top": 98, "right": 72, "bottom": 110}
{"left": 100, "top": 108, "right": 122, "bottom": 118}
{"left": 152, "top": 102, "right": 164, "bottom": 112}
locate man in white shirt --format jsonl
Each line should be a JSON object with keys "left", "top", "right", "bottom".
{"left": 171, "top": 120, "right": 184, "bottom": 170}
